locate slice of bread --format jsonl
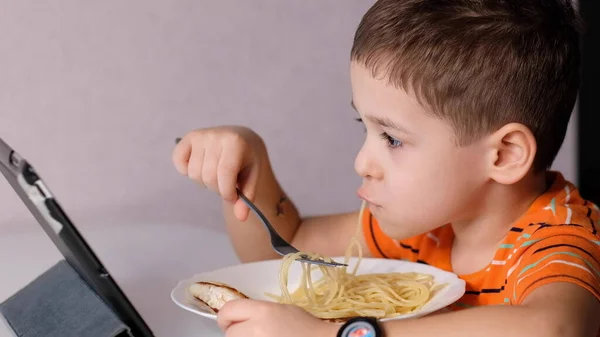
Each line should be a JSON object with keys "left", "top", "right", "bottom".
{"left": 188, "top": 281, "right": 350, "bottom": 323}
{"left": 188, "top": 281, "right": 249, "bottom": 313}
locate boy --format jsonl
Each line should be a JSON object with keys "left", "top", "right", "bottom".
{"left": 173, "top": 1, "right": 600, "bottom": 336}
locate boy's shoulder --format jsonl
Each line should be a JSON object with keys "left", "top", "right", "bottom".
{"left": 516, "top": 171, "right": 599, "bottom": 240}
{"left": 500, "top": 173, "right": 600, "bottom": 305}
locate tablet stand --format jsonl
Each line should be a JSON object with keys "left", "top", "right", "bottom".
{"left": 0, "top": 260, "right": 132, "bottom": 337}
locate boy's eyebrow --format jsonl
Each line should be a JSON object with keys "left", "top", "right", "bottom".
{"left": 350, "top": 100, "right": 413, "bottom": 135}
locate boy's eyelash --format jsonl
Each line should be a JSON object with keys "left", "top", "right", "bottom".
{"left": 354, "top": 118, "right": 403, "bottom": 149}
{"left": 380, "top": 132, "right": 403, "bottom": 149}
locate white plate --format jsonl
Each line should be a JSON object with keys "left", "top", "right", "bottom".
{"left": 171, "top": 257, "right": 466, "bottom": 321}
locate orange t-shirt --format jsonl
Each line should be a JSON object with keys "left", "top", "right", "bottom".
{"left": 362, "top": 172, "right": 600, "bottom": 313}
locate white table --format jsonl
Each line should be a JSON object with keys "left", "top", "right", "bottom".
{"left": 0, "top": 223, "right": 240, "bottom": 337}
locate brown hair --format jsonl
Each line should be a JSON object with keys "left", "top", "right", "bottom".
{"left": 351, "top": 0, "right": 583, "bottom": 171}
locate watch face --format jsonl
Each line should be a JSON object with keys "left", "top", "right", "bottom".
{"left": 340, "top": 321, "right": 376, "bottom": 337}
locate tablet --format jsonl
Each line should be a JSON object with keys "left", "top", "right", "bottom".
{"left": 0, "top": 137, "right": 154, "bottom": 337}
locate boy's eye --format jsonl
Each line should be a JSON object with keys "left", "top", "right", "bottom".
{"left": 380, "top": 132, "right": 403, "bottom": 149}
{"left": 355, "top": 118, "right": 403, "bottom": 148}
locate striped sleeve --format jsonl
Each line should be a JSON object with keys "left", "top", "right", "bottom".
{"left": 509, "top": 231, "right": 600, "bottom": 304}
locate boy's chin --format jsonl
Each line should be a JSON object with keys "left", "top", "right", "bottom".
{"left": 377, "top": 216, "right": 431, "bottom": 240}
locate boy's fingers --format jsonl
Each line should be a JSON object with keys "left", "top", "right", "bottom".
{"left": 172, "top": 137, "right": 192, "bottom": 175}
{"left": 239, "top": 162, "right": 260, "bottom": 204}
{"left": 186, "top": 147, "right": 205, "bottom": 183}
{"left": 200, "top": 146, "right": 221, "bottom": 193}
{"left": 220, "top": 322, "right": 247, "bottom": 337}
{"left": 217, "top": 144, "right": 244, "bottom": 203}
{"left": 216, "top": 299, "right": 255, "bottom": 331}
{"left": 233, "top": 199, "right": 249, "bottom": 222}
{"left": 232, "top": 160, "right": 259, "bottom": 222}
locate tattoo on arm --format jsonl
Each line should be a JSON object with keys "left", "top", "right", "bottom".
{"left": 275, "top": 196, "right": 287, "bottom": 216}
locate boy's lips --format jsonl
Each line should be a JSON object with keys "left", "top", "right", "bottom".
{"left": 357, "top": 188, "right": 382, "bottom": 208}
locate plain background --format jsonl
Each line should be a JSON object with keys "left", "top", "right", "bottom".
{"left": 0, "top": 0, "right": 578, "bottom": 236}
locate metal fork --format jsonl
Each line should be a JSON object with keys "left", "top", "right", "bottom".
{"left": 235, "top": 189, "right": 347, "bottom": 267}
{"left": 175, "top": 137, "right": 346, "bottom": 267}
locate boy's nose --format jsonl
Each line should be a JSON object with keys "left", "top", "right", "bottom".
{"left": 354, "top": 145, "right": 383, "bottom": 180}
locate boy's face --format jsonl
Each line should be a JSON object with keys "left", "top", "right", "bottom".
{"left": 350, "top": 62, "right": 488, "bottom": 239}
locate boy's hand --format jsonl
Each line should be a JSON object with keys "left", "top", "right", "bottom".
{"left": 216, "top": 299, "right": 336, "bottom": 337}
{"left": 172, "top": 126, "right": 266, "bottom": 222}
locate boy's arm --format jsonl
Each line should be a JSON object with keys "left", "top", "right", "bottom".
{"left": 215, "top": 279, "right": 600, "bottom": 337}
{"left": 379, "top": 282, "right": 600, "bottom": 337}
{"left": 223, "top": 150, "right": 370, "bottom": 262}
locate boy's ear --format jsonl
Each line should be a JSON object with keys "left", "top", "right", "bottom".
{"left": 485, "top": 123, "right": 537, "bottom": 185}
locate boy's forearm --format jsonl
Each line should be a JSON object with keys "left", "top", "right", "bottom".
{"left": 379, "top": 306, "right": 569, "bottom": 337}
{"left": 223, "top": 153, "right": 301, "bottom": 263}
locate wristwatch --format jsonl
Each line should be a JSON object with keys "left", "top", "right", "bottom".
{"left": 337, "top": 317, "right": 383, "bottom": 337}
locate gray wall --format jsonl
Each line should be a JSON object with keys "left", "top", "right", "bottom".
{"left": 0, "top": 1, "right": 577, "bottom": 234}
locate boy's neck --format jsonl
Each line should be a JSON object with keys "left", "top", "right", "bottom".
{"left": 451, "top": 171, "right": 549, "bottom": 250}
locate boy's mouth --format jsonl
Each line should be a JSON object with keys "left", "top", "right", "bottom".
{"left": 357, "top": 188, "right": 382, "bottom": 208}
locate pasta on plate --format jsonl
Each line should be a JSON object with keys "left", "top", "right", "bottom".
{"left": 265, "top": 201, "right": 445, "bottom": 320}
